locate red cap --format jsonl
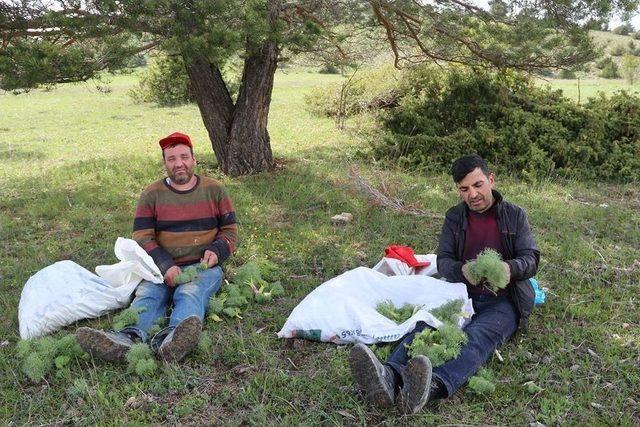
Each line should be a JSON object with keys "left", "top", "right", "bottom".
{"left": 159, "top": 132, "right": 193, "bottom": 150}
{"left": 384, "top": 245, "right": 431, "bottom": 268}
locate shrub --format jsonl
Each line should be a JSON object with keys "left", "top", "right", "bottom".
{"left": 559, "top": 69, "right": 576, "bottom": 79}
{"left": 600, "top": 58, "right": 620, "bottom": 78}
{"left": 129, "top": 52, "right": 194, "bottom": 106}
{"left": 370, "top": 66, "right": 640, "bottom": 182}
{"left": 613, "top": 24, "right": 634, "bottom": 36}
{"left": 304, "top": 64, "right": 402, "bottom": 118}
{"left": 611, "top": 44, "right": 626, "bottom": 57}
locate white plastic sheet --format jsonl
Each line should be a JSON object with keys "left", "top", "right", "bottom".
{"left": 277, "top": 266, "right": 473, "bottom": 344}
{"left": 18, "top": 238, "right": 162, "bottom": 339}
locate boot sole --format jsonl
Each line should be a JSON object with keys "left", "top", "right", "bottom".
{"left": 158, "top": 316, "right": 202, "bottom": 362}
{"left": 75, "top": 327, "right": 130, "bottom": 363}
{"left": 349, "top": 344, "right": 394, "bottom": 407}
{"left": 397, "top": 355, "right": 432, "bottom": 414}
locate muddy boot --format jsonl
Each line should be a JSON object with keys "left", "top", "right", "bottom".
{"left": 396, "top": 355, "right": 432, "bottom": 414}
{"left": 349, "top": 343, "right": 396, "bottom": 407}
{"left": 76, "top": 328, "right": 136, "bottom": 363}
{"left": 157, "top": 315, "right": 202, "bottom": 362}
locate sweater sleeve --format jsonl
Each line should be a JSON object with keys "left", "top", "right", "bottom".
{"left": 132, "top": 190, "right": 175, "bottom": 275}
{"left": 206, "top": 185, "right": 238, "bottom": 265}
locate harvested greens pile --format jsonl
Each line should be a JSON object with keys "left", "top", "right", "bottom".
{"left": 406, "top": 299, "right": 468, "bottom": 367}
{"left": 376, "top": 300, "right": 423, "bottom": 324}
{"left": 208, "top": 260, "right": 284, "bottom": 321}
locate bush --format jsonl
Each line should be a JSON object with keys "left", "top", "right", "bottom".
{"left": 611, "top": 44, "right": 626, "bottom": 57}
{"left": 129, "top": 52, "right": 193, "bottom": 106}
{"left": 599, "top": 58, "right": 620, "bottom": 78}
{"left": 613, "top": 24, "right": 634, "bottom": 36}
{"left": 559, "top": 69, "right": 576, "bottom": 79}
{"left": 304, "top": 64, "right": 402, "bottom": 118}
{"left": 370, "top": 66, "right": 640, "bottom": 182}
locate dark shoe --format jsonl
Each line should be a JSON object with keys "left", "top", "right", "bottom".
{"left": 396, "top": 355, "right": 432, "bottom": 414}
{"left": 349, "top": 343, "right": 396, "bottom": 407}
{"left": 76, "top": 327, "right": 136, "bottom": 363}
{"left": 157, "top": 315, "right": 202, "bottom": 362}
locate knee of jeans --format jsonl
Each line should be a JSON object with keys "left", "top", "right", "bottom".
{"left": 135, "top": 281, "right": 161, "bottom": 298}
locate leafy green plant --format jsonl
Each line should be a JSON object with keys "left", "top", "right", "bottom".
{"left": 429, "top": 299, "right": 465, "bottom": 325}
{"left": 16, "top": 334, "right": 87, "bottom": 382}
{"left": 465, "top": 249, "right": 509, "bottom": 292}
{"left": 376, "top": 300, "right": 423, "bottom": 324}
{"left": 112, "top": 306, "right": 147, "bottom": 330}
{"left": 468, "top": 368, "right": 496, "bottom": 395}
{"left": 407, "top": 323, "right": 468, "bottom": 367}
{"left": 174, "top": 262, "right": 208, "bottom": 285}
{"left": 125, "top": 343, "right": 157, "bottom": 377}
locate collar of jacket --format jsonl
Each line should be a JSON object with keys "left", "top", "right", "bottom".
{"left": 460, "top": 189, "right": 504, "bottom": 231}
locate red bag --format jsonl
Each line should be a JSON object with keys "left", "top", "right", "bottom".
{"left": 384, "top": 245, "right": 431, "bottom": 268}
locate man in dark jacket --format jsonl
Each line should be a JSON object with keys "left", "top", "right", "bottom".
{"left": 350, "top": 154, "right": 540, "bottom": 414}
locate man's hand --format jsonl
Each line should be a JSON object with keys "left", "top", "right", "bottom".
{"left": 202, "top": 250, "right": 219, "bottom": 268}
{"left": 499, "top": 261, "right": 511, "bottom": 287}
{"left": 462, "top": 261, "right": 480, "bottom": 285}
{"left": 164, "top": 265, "right": 182, "bottom": 287}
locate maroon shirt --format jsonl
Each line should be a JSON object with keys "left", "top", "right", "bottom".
{"left": 463, "top": 205, "right": 507, "bottom": 296}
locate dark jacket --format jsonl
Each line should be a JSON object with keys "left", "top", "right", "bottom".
{"left": 436, "top": 190, "right": 540, "bottom": 330}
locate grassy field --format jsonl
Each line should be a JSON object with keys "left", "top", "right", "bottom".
{"left": 1, "top": 70, "right": 639, "bottom": 425}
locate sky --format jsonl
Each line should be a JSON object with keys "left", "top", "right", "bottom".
{"left": 470, "top": 0, "right": 640, "bottom": 30}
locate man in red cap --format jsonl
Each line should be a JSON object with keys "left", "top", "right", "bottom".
{"left": 77, "top": 132, "right": 238, "bottom": 363}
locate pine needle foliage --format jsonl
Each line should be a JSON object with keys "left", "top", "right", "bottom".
{"left": 112, "top": 306, "right": 147, "bottom": 330}
{"left": 466, "top": 249, "right": 508, "bottom": 292}
{"left": 207, "top": 260, "right": 284, "bottom": 322}
{"left": 376, "top": 300, "right": 423, "bottom": 324}
{"left": 125, "top": 343, "right": 157, "bottom": 377}
{"left": 407, "top": 323, "right": 468, "bottom": 366}
{"left": 468, "top": 368, "right": 496, "bottom": 395}
{"left": 429, "top": 299, "right": 465, "bottom": 325}
{"left": 174, "top": 262, "right": 208, "bottom": 285}
{"left": 16, "top": 334, "right": 87, "bottom": 382}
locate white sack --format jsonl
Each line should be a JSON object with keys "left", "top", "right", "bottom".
{"left": 372, "top": 254, "right": 438, "bottom": 277}
{"left": 95, "top": 237, "right": 163, "bottom": 287}
{"left": 277, "top": 266, "right": 473, "bottom": 344}
{"left": 18, "top": 238, "right": 162, "bottom": 339}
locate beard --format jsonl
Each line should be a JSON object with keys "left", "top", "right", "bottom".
{"left": 168, "top": 166, "right": 194, "bottom": 185}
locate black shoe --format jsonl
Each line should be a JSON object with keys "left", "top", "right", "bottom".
{"left": 76, "top": 328, "right": 136, "bottom": 363}
{"left": 157, "top": 315, "right": 202, "bottom": 362}
{"left": 396, "top": 355, "right": 432, "bottom": 414}
{"left": 349, "top": 343, "right": 396, "bottom": 407}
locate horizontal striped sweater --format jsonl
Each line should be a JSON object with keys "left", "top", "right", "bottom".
{"left": 133, "top": 175, "right": 238, "bottom": 274}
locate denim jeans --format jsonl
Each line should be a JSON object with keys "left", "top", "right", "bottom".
{"left": 385, "top": 294, "right": 518, "bottom": 397}
{"left": 121, "top": 264, "right": 224, "bottom": 342}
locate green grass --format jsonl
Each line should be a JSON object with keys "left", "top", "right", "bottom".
{"left": 541, "top": 77, "right": 640, "bottom": 102}
{"left": 1, "top": 69, "right": 639, "bottom": 425}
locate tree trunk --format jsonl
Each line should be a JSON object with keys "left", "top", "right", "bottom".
{"left": 184, "top": 56, "right": 234, "bottom": 168}
{"left": 183, "top": 1, "right": 279, "bottom": 176}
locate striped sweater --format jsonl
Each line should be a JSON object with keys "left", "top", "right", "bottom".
{"left": 133, "top": 175, "right": 238, "bottom": 274}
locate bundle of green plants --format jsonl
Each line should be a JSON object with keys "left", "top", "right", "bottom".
{"left": 428, "top": 299, "right": 465, "bottom": 325}
{"left": 174, "top": 262, "right": 208, "bottom": 285}
{"left": 464, "top": 249, "right": 509, "bottom": 292}
{"left": 125, "top": 343, "right": 157, "bottom": 377}
{"left": 112, "top": 306, "right": 147, "bottom": 330}
{"left": 406, "top": 323, "right": 468, "bottom": 367}
{"left": 376, "top": 300, "right": 423, "bottom": 324}
{"left": 468, "top": 368, "right": 496, "bottom": 395}
{"left": 207, "top": 260, "right": 284, "bottom": 322}
{"left": 16, "top": 334, "right": 88, "bottom": 382}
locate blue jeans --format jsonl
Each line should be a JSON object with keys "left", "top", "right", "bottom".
{"left": 122, "top": 264, "right": 223, "bottom": 342}
{"left": 386, "top": 295, "right": 518, "bottom": 397}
